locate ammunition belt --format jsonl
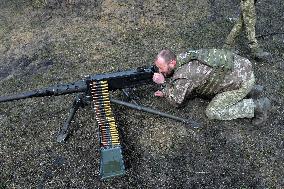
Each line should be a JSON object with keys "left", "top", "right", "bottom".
{"left": 90, "top": 80, "right": 120, "bottom": 147}
{"left": 90, "top": 80, "right": 125, "bottom": 179}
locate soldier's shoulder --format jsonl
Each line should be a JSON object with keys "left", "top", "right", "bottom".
{"left": 174, "top": 61, "right": 198, "bottom": 78}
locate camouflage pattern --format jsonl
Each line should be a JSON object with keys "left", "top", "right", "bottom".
{"left": 225, "top": 0, "right": 259, "bottom": 50}
{"left": 162, "top": 53, "right": 256, "bottom": 120}
{"left": 177, "top": 49, "right": 234, "bottom": 71}
{"left": 205, "top": 72, "right": 255, "bottom": 120}
{"left": 178, "top": 49, "right": 235, "bottom": 95}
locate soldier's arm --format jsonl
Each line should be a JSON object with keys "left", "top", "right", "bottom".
{"left": 162, "top": 78, "right": 195, "bottom": 107}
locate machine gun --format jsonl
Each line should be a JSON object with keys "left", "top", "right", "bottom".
{"left": 0, "top": 65, "right": 200, "bottom": 179}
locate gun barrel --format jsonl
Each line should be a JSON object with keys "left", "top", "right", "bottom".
{"left": 0, "top": 65, "right": 157, "bottom": 103}
{"left": 0, "top": 80, "right": 87, "bottom": 103}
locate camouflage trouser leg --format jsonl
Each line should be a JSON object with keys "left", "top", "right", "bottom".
{"left": 224, "top": 14, "right": 243, "bottom": 47}
{"left": 205, "top": 73, "right": 255, "bottom": 120}
{"left": 241, "top": 0, "right": 259, "bottom": 49}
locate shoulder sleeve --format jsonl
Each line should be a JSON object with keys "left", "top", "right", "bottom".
{"left": 162, "top": 78, "right": 195, "bottom": 107}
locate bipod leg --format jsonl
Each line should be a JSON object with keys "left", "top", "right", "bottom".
{"left": 110, "top": 98, "right": 201, "bottom": 128}
{"left": 57, "top": 94, "right": 85, "bottom": 143}
{"left": 122, "top": 88, "right": 139, "bottom": 105}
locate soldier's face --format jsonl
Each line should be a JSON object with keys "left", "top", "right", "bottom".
{"left": 155, "top": 57, "right": 174, "bottom": 77}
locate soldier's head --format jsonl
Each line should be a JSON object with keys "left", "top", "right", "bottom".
{"left": 155, "top": 49, "right": 177, "bottom": 77}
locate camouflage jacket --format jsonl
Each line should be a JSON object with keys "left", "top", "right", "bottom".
{"left": 162, "top": 54, "right": 253, "bottom": 106}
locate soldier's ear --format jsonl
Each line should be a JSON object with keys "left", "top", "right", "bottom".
{"left": 169, "top": 59, "right": 177, "bottom": 68}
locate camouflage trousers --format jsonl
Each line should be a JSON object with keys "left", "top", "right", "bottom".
{"left": 225, "top": 0, "right": 259, "bottom": 50}
{"left": 205, "top": 73, "right": 255, "bottom": 120}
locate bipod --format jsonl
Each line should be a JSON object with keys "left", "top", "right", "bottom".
{"left": 57, "top": 93, "right": 89, "bottom": 143}
{"left": 119, "top": 88, "right": 201, "bottom": 128}
{"left": 56, "top": 88, "right": 201, "bottom": 143}
{"left": 110, "top": 98, "right": 200, "bottom": 128}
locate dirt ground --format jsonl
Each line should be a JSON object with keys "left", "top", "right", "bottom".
{"left": 0, "top": 0, "right": 283, "bottom": 188}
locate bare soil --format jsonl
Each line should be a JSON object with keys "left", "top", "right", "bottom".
{"left": 0, "top": 0, "right": 283, "bottom": 188}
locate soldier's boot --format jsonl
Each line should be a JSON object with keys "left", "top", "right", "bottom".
{"left": 247, "top": 85, "right": 264, "bottom": 99}
{"left": 252, "top": 97, "right": 271, "bottom": 126}
{"left": 251, "top": 48, "right": 272, "bottom": 62}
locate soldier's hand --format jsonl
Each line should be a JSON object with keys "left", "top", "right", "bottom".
{"left": 153, "top": 73, "right": 165, "bottom": 84}
{"left": 154, "top": 90, "right": 164, "bottom": 97}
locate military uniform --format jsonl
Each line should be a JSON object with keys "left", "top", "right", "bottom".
{"left": 224, "top": 0, "right": 259, "bottom": 51}
{"left": 162, "top": 49, "right": 256, "bottom": 120}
